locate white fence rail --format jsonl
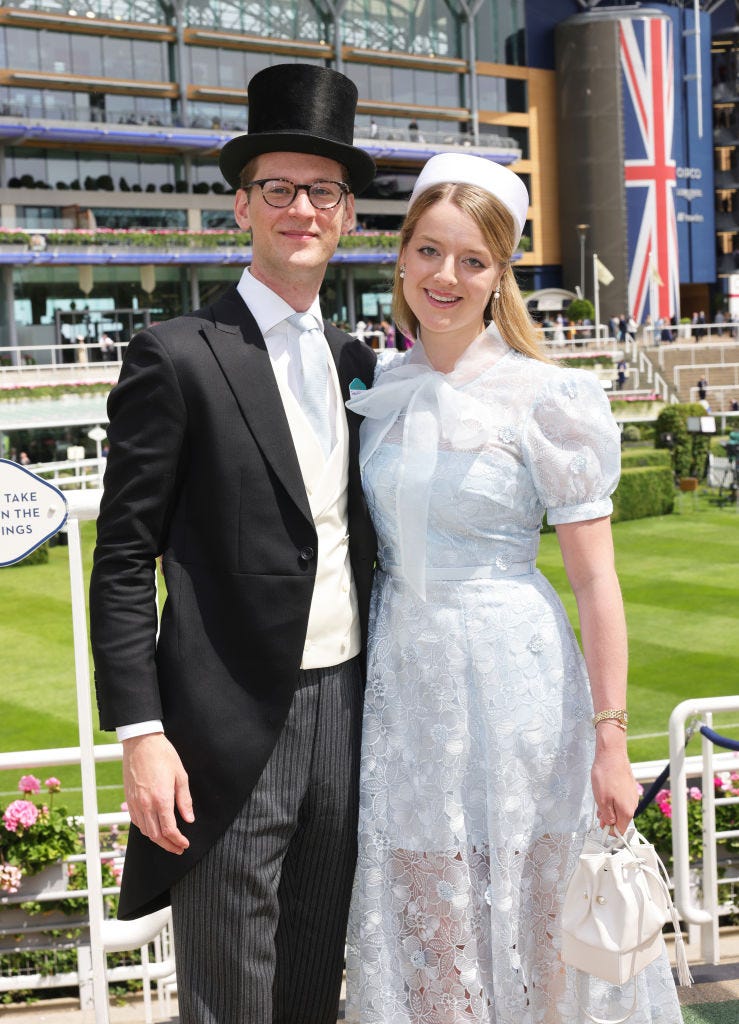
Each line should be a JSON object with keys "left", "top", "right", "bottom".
{"left": 0, "top": 489, "right": 174, "bottom": 1023}
{"left": 670, "top": 697, "right": 739, "bottom": 965}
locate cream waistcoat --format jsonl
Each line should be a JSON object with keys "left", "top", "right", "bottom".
{"left": 279, "top": 354, "right": 361, "bottom": 669}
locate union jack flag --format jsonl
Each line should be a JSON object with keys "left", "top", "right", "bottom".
{"left": 620, "top": 18, "right": 679, "bottom": 323}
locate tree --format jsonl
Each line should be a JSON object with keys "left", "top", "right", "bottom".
{"left": 655, "top": 403, "right": 711, "bottom": 479}
{"left": 566, "top": 298, "right": 595, "bottom": 322}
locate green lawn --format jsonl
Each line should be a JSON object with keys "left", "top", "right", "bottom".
{"left": 1, "top": 502, "right": 738, "bottom": 814}
{"left": 0, "top": 522, "right": 124, "bottom": 815}
{"left": 537, "top": 497, "right": 739, "bottom": 764}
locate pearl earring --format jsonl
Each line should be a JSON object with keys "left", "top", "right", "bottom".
{"left": 493, "top": 288, "right": 500, "bottom": 300}
{"left": 399, "top": 265, "right": 406, "bottom": 279}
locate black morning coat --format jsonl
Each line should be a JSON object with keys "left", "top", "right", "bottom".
{"left": 89, "top": 284, "right": 376, "bottom": 919}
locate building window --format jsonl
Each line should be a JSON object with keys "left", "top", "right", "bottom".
{"left": 4, "top": 27, "right": 41, "bottom": 71}
{"left": 349, "top": 62, "right": 462, "bottom": 113}
{"left": 68, "top": 33, "right": 102, "bottom": 76}
{"left": 202, "top": 209, "right": 237, "bottom": 229}
{"left": 343, "top": 0, "right": 456, "bottom": 58}
{"left": 474, "top": 0, "right": 526, "bottom": 66}
{"left": 183, "top": 0, "right": 323, "bottom": 40}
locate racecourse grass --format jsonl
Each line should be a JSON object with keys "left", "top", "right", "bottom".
{"left": 2, "top": 499, "right": 738, "bottom": 814}
{"left": 537, "top": 495, "right": 739, "bottom": 765}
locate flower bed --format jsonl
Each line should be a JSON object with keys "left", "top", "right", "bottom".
{"left": 0, "top": 227, "right": 402, "bottom": 252}
{"left": 0, "top": 381, "right": 114, "bottom": 403}
{"left": 637, "top": 773, "right": 739, "bottom": 866}
{"left": 0, "top": 775, "right": 81, "bottom": 896}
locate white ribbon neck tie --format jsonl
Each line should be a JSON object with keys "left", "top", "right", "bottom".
{"left": 288, "top": 311, "right": 332, "bottom": 458}
{"left": 347, "top": 358, "right": 496, "bottom": 600}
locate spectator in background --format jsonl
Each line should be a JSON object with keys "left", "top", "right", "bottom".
{"left": 99, "top": 332, "right": 116, "bottom": 361}
{"left": 618, "top": 313, "right": 627, "bottom": 343}
{"left": 698, "top": 375, "right": 708, "bottom": 401}
{"left": 617, "top": 358, "right": 627, "bottom": 390}
{"left": 75, "top": 333, "right": 88, "bottom": 365}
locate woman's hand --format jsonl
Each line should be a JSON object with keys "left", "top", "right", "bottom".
{"left": 591, "top": 724, "right": 639, "bottom": 833}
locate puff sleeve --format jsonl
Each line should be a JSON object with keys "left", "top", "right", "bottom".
{"left": 522, "top": 368, "right": 621, "bottom": 525}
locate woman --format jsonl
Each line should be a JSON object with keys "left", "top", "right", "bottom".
{"left": 345, "top": 154, "right": 681, "bottom": 1023}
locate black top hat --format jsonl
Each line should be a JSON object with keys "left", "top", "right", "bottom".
{"left": 218, "top": 64, "right": 376, "bottom": 195}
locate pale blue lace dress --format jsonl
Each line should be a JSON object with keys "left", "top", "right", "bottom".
{"left": 345, "top": 326, "right": 682, "bottom": 1023}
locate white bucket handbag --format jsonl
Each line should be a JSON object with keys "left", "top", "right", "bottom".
{"left": 561, "top": 823, "right": 691, "bottom": 1004}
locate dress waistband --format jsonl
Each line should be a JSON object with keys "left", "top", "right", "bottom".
{"left": 379, "top": 560, "right": 536, "bottom": 581}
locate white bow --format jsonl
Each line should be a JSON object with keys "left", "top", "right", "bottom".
{"left": 347, "top": 341, "right": 500, "bottom": 599}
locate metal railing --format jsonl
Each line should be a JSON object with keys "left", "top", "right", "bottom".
{"left": 670, "top": 697, "right": 739, "bottom": 965}
{"left": 0, "top": 489, "right": 174, "bottom": 1022}
{"left": 644, "top": 322, "right": 739, "bottom": 348}
{"left": 0, "top": 744, "right": 174, "bottom": 1022}
{"left": 0, "top": 341, "right": 125, "bottom": 374}
{"left": 26, "top": 456, "right": 106, "bottom": 490}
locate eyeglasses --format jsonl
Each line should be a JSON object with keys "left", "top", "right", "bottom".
{"left": 244, "top": 178, "right": 350, "bottom": 210}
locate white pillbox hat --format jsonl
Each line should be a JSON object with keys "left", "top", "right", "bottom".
{"left": 408, "top": 153, "right": 529, "bottom": 245}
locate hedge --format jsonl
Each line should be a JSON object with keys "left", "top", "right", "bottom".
{"left": 611, "top": 466, "right": 675, "bottom": 521}
{"left": 620, "top": 449, "right": 672, "bottom": 469}
{"left": 542, "top": 463, "right": 674, "bottom": 532}
{"left": 0, "top": 542, "right": 50, "bottom": 567}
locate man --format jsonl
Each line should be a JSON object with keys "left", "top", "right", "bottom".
{"left": 89, "top": 64, "right": 377, "bottom": 1024}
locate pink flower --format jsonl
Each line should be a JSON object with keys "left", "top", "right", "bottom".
{"left": 689, "top": 787, "right": 702, "bottom": 801}
{"left": 655, "top": 789, "right": 671, "bottom": 804}
{"left": 659, "top": 803, "right": 673, "bottom": 819}
{"left": 120, "top": 802, "right": 128, "bottom": 813}
{"left": 0, "top": 863, "right": 23, "bottom": 894}
{"left": 18, "top": 775, "right": 41, "bottom": 795}
{"left": 44, "top": 777, "right": 61, "bottom": 793}
{"left": 3, "top": 799, "right": 39, "bottom": 833}
{"left": 636, "top": 782, "right": 644, "bottom": 795}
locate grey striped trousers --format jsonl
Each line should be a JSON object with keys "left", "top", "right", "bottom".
{"left": 170, "top": 658, "right": 362, "bottom": 1024}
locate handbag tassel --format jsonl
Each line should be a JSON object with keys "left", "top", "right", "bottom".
{"left": 668, "top": 901, "right": 693, "bottom": 987}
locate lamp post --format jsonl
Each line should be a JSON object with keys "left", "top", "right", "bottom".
{"left": 575, "top": 223, "right": 589, "bottom": 300}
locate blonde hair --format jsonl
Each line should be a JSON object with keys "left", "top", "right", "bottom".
{"left": 392, "top": 183, "right": 547, "bottom": 362}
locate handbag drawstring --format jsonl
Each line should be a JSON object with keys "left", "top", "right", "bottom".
{"left": 615, "top": 826, "right": 694, "bottom": 988}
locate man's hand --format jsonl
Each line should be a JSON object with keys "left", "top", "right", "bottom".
{"left": 122, "top": 733, "right": 194, "bottom": 854}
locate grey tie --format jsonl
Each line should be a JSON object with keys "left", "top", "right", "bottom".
{"left": 287, "top": 311, "right": 332, "bottom": 458}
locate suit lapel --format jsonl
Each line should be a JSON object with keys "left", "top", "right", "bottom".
{"left": 201, "top": 286, "right": 313, "bottom": 524}
{"left": 324, "top": 321, "right": 353, "bottom": 407}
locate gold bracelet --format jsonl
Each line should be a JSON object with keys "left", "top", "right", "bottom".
{"left": 592, "top": 708, "right": 628, "bottom": 731}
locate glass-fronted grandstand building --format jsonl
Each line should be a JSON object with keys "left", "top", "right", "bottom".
{"left": 0, "top": 0, "right": 735, "bottom": 349}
